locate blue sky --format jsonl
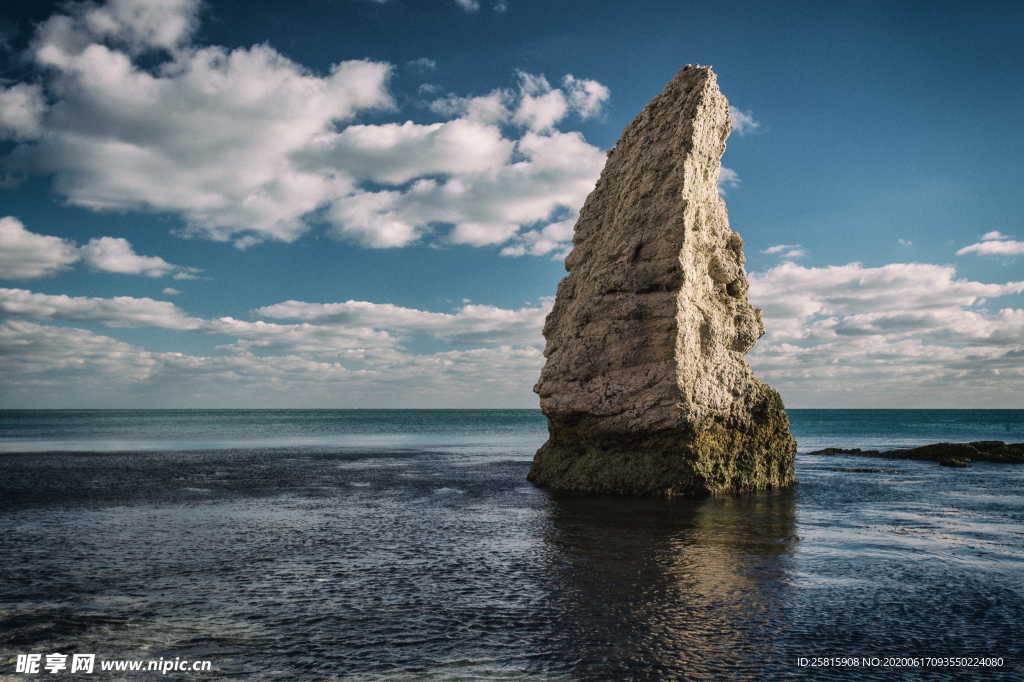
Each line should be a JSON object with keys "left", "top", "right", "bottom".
{"left": 1, "top": 0, "right": 1022, "bottom": 408}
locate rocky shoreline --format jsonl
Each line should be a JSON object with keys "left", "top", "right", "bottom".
{"left": 807, "top": 441, "right": 1024, "bottom": 468}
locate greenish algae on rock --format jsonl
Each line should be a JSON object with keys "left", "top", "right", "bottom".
{"left": 529, "top": 65, "right": 797, "bottom": 496}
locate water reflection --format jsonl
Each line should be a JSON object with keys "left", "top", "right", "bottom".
{"left": 535, "top": 491, "right": 797, "bottom": 679}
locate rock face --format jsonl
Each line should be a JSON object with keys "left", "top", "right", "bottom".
{"left": 808, "top": 441, "right": 1024, "bottom": 466}
{"left": 529, "top": 65, "right": 796, "bottom": 496}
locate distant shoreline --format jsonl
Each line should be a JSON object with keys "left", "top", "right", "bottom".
{"left": 2, "top": 407, "right": 1024, "bottom": 412}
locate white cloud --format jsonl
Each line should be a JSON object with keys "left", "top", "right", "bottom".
{"left": 761, "top": 243, "right": 807, "bottom": 260}
{"left": 982, "top": 230, "right": 1011, "bottom": 241}
{"left": 493, "top": 1, "right": 508, "bottom": 11}
{"left": 80, "top": 0, "right": 200, "bottom": 53}
{"left": 728, "top": 106, "right": 760, "bottom": 136}
{"left": 0, "top": 320, "right": 360, "bottom": 407}
{"left": 507, "top": 70, "right": 609, "bottom": 131}
{"left": 562, "top": 75, "right": 610, "bottom": 119}
{"left": 303, "top": 118, "right": 513, "bottom": 186}
{"left": 751, "top": 262, "right": 1023, "bottom": 328}
{"left": 454, "top": 0, "right": 480, "bottom": 11}
{"left": 2, "top": 284, "right": 550, "bottom": 352}
{"left": 4, "top": 255, "right": 1022, "bottom": 407}
{"left": 0, "top": 288, "right": 202, "bottom": 329}
{"left": 81, "top": 236, "right": 198, "bottom": 278}
{"left": 957, "top": 231, "right": 1024, "bottom": 256}
{"left": 513, "top": 84, "right": 568, "bottom": 132}
{"left": 897, "top": 238, "right": 912, "bottom": 247}
{"left": 0, "top": 217, "right": 198, "bottom": 280}
{"left": 500, "top": 217, "right": 574, "bottom": 258}
{"left": 717, "top": 166, "right": 740, "bottom": 193}
{"left": 10, "top": 2, "right": 393, "bottom": 247}
{"left": 406, "top": 57, "right": 436, "bottom": 71}
{"left": 326, "top": 189, "right": 420, "bottom": 248}
{"left": 0, "top": 84, "right": 46, "bottom": 140}
{"left": 746, "top": 261, "right": 1024, "bottom": 407}
{"left": 41, "top": 0, "right": 201, "bottom": 56}
{"left": 0, "top": 319, "right": 544, "bottom": 408}
{"left": 206, "top": 316, "right": 398, "bottom": 355}
{"left": 326, "top": 129, "right": 605, "bottom": 249}
{"left": 162, "top": 287, "right": 181, "bottom": 295}
{"left": 30, "top": 0, "right": 198, "bottom": 68}
{"left": 0, "top": 217, "right": 80, "bottom": 279}
{"left": 0, "top": 290, "right": 551, "bottom": 407}
{"left": 4, "top": 2, "right": 610, "bottom": 256}
{"left": 255, "top": 297, "right": 551, "bottom": 347}
{"left": 428, "top": 90, "right": 511, "bottom": 125}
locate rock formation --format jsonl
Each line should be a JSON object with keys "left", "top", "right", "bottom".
{"left": 808, "top": 441, "right": 1024, "bottom": 467}
{"left": 529, "top": 65, "right": 796, "bottom": 496}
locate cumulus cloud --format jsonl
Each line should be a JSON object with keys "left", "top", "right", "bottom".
{"left": 4, "top": 257, "right": 1022, "bottom": 408}
{"left": 81, "top": 236, "right": 198, "bottom": 278}
{"left": 718, "top": 166, "right": 740, "bottom": 193}
{"left": 428, "top": 90, "right": 511, "bottom": 125}
{"left": 897, "top": 238, "right": 912, "bottom": 247}
{"left": 453, "top": 0, "right": 480, "bottom": 11}
{"left": 162, "top": 287, "right": 181, "bottom": 295}
{"left": 205, "top": 316, "right": 398, "bottom": 355}
{"left": 561, "top": 75, "right": 610, "bottom": 119}
{"left": 0, "top": 288, "right": 202, "bottom": 329}
{"left": 728, "top": 106, "right": 760, "bottom": 135}
{"left": 956, "top": 231, "right": 1024, "bottom": 256}
{"left": 3, "top": 1, "right": 609, "bottom": 256}
{"left": 0, "top": 217, "right": 80, "bottom": 279}
{"left": 0, "top": 290, "right": 550, "bottom": 407}
{"left": 1, "top": 286, "right": 551, "bottom": 351}
{"left": 506, "top": 71, "right": 610, "bottom": 132}
{"left": 0, "top": 84, "right": 46, "bottom": 140}
{"left": 0, "top": 320, "right": 361, "bottom": 407}
{"left": 981, "top": 230, "right": 1010, "bottom": 241}
{"left": 513, "top": 83, "right": 567, "bottom": 132}
{"left": 7, "top": 0, "right": 393, "bottom": 246}
{"left": 500, "top": 217, "right": 574, "bottom": 258}
{"left": 35, "top": 0, "right": 201, "bottom": 56}
{"left": 0, "top": 217, "right": 198, "bottom": 280}
{"left": 751, "top": 262, "right": 1023, "bottom": 330}
{"left": 302, "top": 118, "right": 513, "bottom": 186}
{"left": 746, "top": 261, "right": 1024, "bottom": 407}
{"left": 761, "top": 243, "right": 807, "bottom": 260}
{"left": 0, "top": 319, "right": 544, "bottom": 408}
{"left": 325, "top": 129, "right": 605, "bottom": 248}
{"left": 255, "top": 297, "right": 551, "bottom": 347}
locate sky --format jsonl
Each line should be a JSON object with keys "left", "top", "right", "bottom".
{"left": 0, "top": 0, "right": 1022, "bottom": 409}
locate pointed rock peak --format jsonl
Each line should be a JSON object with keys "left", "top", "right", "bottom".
{"left": 529, "top": 65, "right": 796, "bottom": 496}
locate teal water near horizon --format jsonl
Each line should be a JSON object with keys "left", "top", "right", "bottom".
{"left": 2, "top": 409, "right": 1022, "bottom": 679}
{"left": 1, "top": 408, "right": 1022, "bottom": 454}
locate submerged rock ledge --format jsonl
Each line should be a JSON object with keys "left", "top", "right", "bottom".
{"left": 808, "top": 441, "right": 1024, "bottom": 468}
{"left": 529, "top": 66, "right": 796, "bottom": 497}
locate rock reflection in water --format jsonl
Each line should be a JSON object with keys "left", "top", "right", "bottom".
{"left": 536, "top": 491, "right": 797, "bottom": 679}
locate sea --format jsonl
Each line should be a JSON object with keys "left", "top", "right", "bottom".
{"left": 1, "top": 409, "right": 1022, "bottom": 680}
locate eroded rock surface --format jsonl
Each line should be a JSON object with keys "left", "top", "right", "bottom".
{"left": 808, "top": 441, "right": 1024, "bottom": 466}
{"left": 529, "top": 65, "right": 796, "bottom": 496}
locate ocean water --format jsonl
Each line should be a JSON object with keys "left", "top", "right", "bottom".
{"left": 1, "top": 409, "right": 1022, "bottom": 680}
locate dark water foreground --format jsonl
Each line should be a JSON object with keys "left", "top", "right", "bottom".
{"left": 1, "top": 411, "right": 1023, "bottom": 679}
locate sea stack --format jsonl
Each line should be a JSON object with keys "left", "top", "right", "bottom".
{"left": 529, "top": 65, "right": 796, "bottom": 496}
